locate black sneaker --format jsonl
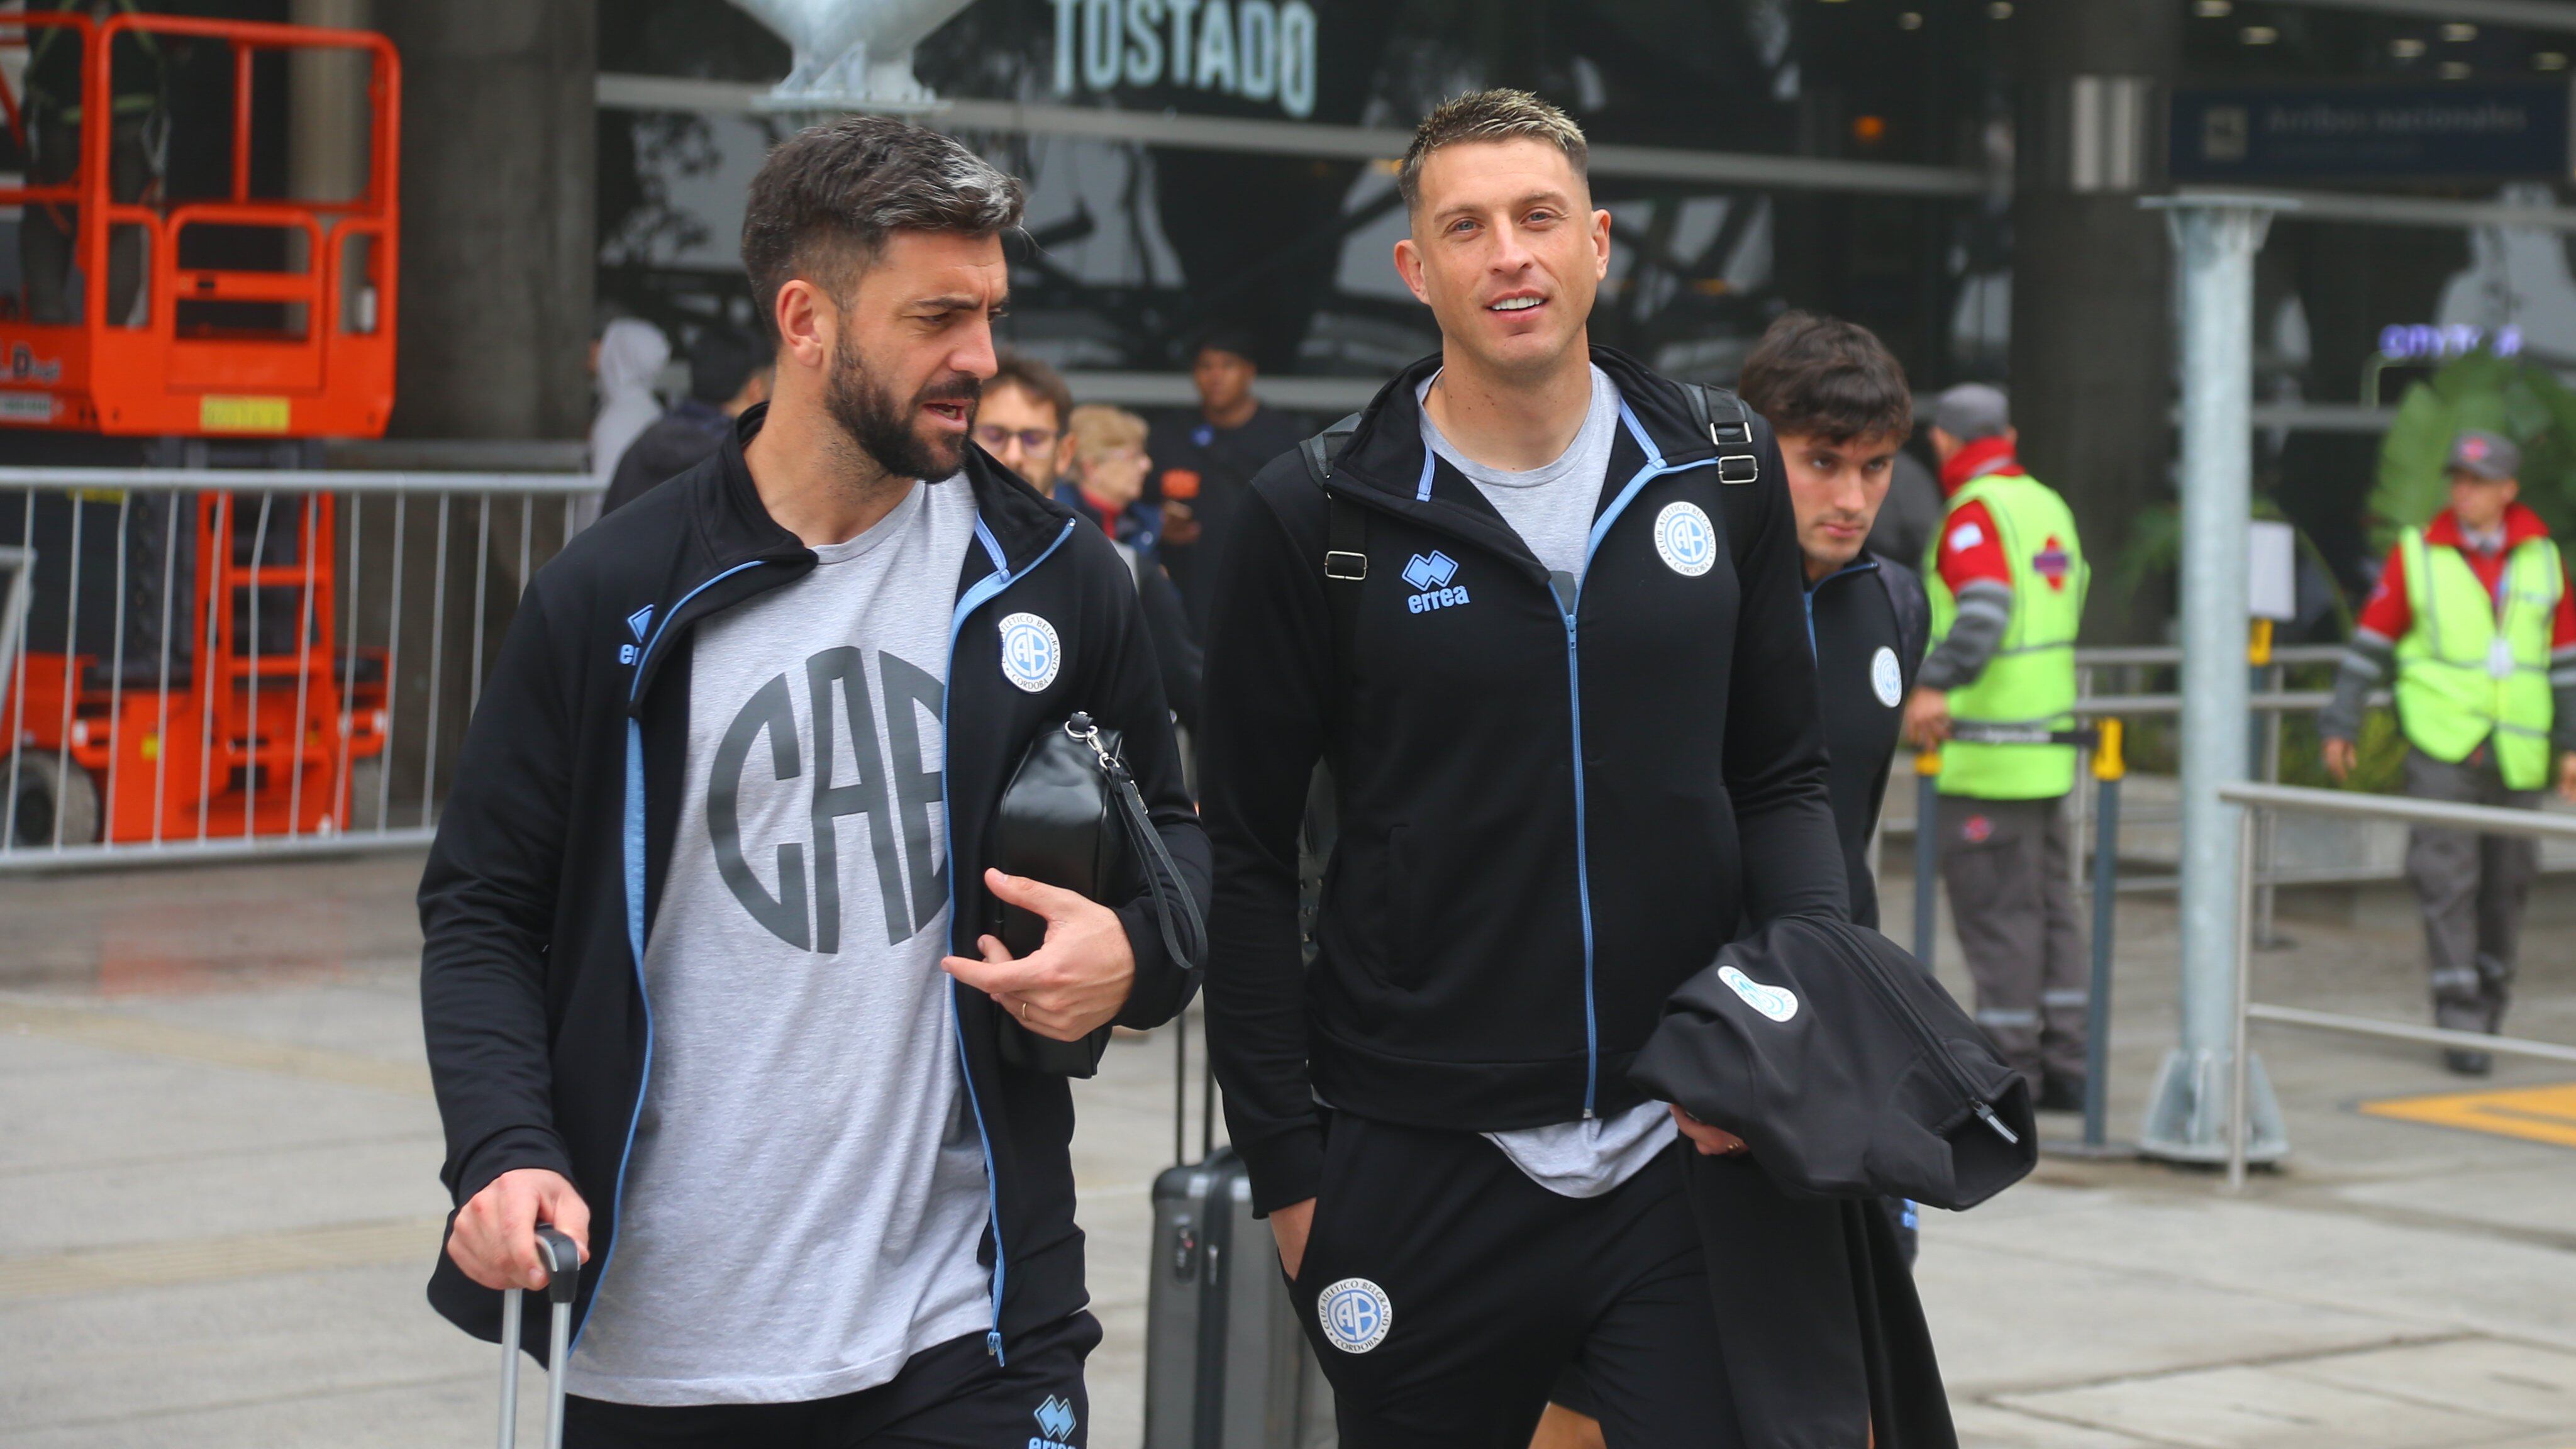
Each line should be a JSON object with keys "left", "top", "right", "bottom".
{"left": 2037, "top": 1075, "right": 2089, "bottom": 1113}
{"left": 2443, "top": 1048, "right": 2494, "bottom": 1076}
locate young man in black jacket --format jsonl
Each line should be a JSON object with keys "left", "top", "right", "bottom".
{"left": 419, "top": 116, "right": 1207, "bottom": 1448}
{"left": 1199, "top": 91, "right": 1845, "bottom": 1447}
{"left": 1738, "top": 311, "right": 1931, "bottom": 935}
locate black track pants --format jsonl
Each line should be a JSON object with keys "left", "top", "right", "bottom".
{"left": 1287, "top": 1114, "right": 1740, "bottom": 1449}
{"left": 562, "top": 1311, "right": 1098, "bottom": 1449}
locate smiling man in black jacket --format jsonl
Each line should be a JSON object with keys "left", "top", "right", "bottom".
{"left": 418, "top": 117, "right": 1206, "bottom": 1448}
{"left": 1199, "top": 91, "right": 1845, "bottom": 1448}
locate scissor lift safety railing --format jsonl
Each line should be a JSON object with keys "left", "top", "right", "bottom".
{"left": 2218, "top": 780, "right": 2576, "bottom": 1191}
{"left": 0, "top": 13, "right": 399, "bottom": 437}
{"left": 0, "top": 465, "right": 596, "bottom": 870}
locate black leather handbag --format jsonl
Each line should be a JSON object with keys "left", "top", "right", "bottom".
{"left": 987, "top": 712, "right": 1206, "bottom": 1077}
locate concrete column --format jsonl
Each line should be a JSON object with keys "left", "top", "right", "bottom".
{"left": 375, "top": 0, "right": 595, "bottom": 441}
{"left": 2007, "top": 2, "right": 2177, "bottom": 643}
{"left": 289, "top": 0, "right": 374, "bottom": 204}
{"left": 2137, "top": 199, "right": 2290, "bottom": 1166}
{"left": 364, "top": 0, "right": 594, "bottom": 814}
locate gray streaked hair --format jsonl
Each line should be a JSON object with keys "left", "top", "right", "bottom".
{"left": 1397, "top": 89, "right": 1589, "bottom": 213}
{"left": 741, "top": 114, "right": 1026, "bottom": 315}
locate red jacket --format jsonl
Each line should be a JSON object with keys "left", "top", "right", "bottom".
{"left": 2353, "top": 502, "right": 2576, "bottom": 650}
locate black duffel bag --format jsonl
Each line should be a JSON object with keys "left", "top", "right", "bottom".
{"left": 985, "top": 712, "right": 1206, "bottom": 1077}
{"left": 1630, "top": 914, "right": 2036, "bottom": 1210}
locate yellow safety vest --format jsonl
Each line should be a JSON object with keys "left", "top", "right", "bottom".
{"left": 2393, "top": 527, "right": 2563, "bottom": 790}
{"left": 1924, "top": 471, "right": 2088, "bottom": 799}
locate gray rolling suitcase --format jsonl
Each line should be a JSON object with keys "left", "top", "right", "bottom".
{"left": 1146, "top": 1146, "right": 1335, "bottom": 1449}
{"left": 496, "top": 1226, "right": 581, "bottom": 1449}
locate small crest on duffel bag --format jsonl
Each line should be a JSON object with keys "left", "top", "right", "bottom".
{"left": 1719, "top": 964, "right": 1799, "bottom": 1023}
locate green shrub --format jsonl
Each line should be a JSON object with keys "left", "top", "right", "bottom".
{"left": 2374, "top": 350, "right": 2576, "bottom": 543}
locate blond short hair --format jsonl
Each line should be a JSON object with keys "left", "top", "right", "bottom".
{"left": 1397, "top": 89, "right": 1589, "bottom": 214}
{"left": 1067, "top": 404, "right": 1148, "bottom": 466}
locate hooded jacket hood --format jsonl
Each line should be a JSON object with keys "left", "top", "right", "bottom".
{"left": 591, "top": 318, "right": 672, "bottom": 486}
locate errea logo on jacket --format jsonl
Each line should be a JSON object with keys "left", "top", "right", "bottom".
{"left": 619, "top": 605, "right": 653, "bottom": 664}
{"left": 1404, "top": 551, "right": 1470, "bottom": 613}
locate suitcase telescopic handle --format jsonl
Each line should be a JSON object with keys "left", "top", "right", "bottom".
{"left": 498, "top": 1224, "right": 582, "bottom": 1449}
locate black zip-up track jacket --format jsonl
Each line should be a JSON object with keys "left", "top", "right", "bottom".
{"left": 1199, "top": 348, "right": 1848, "bottom": 1213}
{"left": 418, "top": 406, "right": 1209, "bottom": 1361}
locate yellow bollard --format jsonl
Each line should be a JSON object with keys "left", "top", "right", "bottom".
{"left": 2094, "top": 717, "right": 2125, "bottom": 782}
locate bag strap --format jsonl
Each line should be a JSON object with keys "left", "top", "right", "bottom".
{"left": 1878, "top": 560, "right": 1931, "bottom": 689}
{"left": 1300, "top": 411, "right": 1369, "bottom": 703}
{"left": 1065, "top": 714, "right": 1206, "bottom": 974}
{"left": 1684, "top": 383, "right": 1763, "bottom": 486}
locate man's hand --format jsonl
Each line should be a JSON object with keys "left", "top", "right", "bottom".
{"left": 1902, "top": 687, "right": 1951, "bottom": 750}
{"left": 942, "top": 869, "right": 1136, "bottom": 1041}
{"left": 1670, "top": 1104, "right": 1748, "bottom": 1157}
{"left": 1269, "top": 1197, "right": 1316, "bottom": 1282}
{"left": 1160, "top": 500, "right": 1201, "bottom": 547}
{"left": 2323, "top": 736, "right": 2358, "bottom": 784}
{"left": 448, "top": 1168, "right": 591, "bottom": 1292}
{"left": 2559, "top": 751, "right": 2576, "bottom": 804}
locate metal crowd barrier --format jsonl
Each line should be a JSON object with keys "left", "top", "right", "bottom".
{"left": 2218, "top": 780, "right": 2576, "bottom": 1191}
{"left": 0, "top": 465, "right": 596, "bottom": 870}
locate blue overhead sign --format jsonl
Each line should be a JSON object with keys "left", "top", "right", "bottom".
{"left": 2171, "top": 82, "right": 2572, "bottom": 181}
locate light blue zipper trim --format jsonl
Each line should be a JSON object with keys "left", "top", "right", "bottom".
{"left": 1414, "top": 447, "right": 1437, "bottom": 502}
{"left": 1801, "top": 557, "right": 1880, "bottom": 658}
{"left": 943, "top": 515, "right": 1077, "bottom": 1363}
{"left": 579, "top": 558, "right": 772, "bottom": 1353}
{"left": 1562, "top": 403, "right": 1723, "bottom": 1116}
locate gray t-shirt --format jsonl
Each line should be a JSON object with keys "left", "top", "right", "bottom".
{"left": 1418, "top": 369, "right": 1680, "bottom": 1197}
{"left": 1418, "top": 365, "right": 1620, "bottom": 581}
{"left": 567, "top": 477, "right": 994, "bottom": 1406}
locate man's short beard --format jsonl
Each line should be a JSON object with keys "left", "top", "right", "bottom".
{"left": 824, "top": 334, "right": 977, "bottom": 482}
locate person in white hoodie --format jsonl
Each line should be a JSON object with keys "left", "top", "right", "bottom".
{"left": 589, "top": 316, "right": 672, "bottom": 495}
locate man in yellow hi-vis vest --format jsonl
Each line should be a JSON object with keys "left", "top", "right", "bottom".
{"left": 1904, "top": 384, "right": 2090, "bottom": 1109}
{"left": 2322, "top": 430, "right": 2576, "bottom": 1074}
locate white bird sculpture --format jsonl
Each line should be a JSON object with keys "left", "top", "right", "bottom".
{"left": 727, "top": 0, "right": 979, "bottom": 111}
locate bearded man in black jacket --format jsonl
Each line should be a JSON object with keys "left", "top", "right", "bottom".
{"left": 418, "top": 116, "right": 1206, "bottom": 1448}
{"left": 1199, "top": 91, "right": 1853, "bottom": 1448}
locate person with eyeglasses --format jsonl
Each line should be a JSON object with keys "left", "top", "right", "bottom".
{"left": 975, "top": 350, "right": 1080, "bottom": 492}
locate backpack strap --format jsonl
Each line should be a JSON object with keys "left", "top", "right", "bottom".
{"left": 1300, "top": 411, "right": 1369, "bottom": 662}
{"left": 1877, "top": 558, "right": 1933, "bottom": 691}
{"left": 1685, "top": 383, "right": 1762, "bottom": 486}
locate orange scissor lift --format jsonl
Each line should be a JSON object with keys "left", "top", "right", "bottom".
{"left": 0, "top": 12, "right": 398, "bottom": 848}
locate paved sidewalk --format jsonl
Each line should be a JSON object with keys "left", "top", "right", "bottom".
{"left": 3, "top": 851, "right": 2574, "bottom": 1447}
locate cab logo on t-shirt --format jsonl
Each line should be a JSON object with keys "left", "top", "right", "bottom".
{"left": 709, "top": 648, "right": 948, "bottom": 953}
{"left": 999, "top": 612, "right": 1062, "bottom": 693}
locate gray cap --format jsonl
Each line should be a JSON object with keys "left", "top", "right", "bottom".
{"left": 1933, "top": 382, "right": 2010, "bottom": 442}
{"left": 2446, "top": 429, "right": 2519, "bottom": 482}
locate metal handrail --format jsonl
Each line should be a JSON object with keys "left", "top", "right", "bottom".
{"left": 2218, "top": 779, "right": 2576, "bottom": 1191}
{"left": 2221, "top": 780, "right": 2576, "bottom": 840}
{"left": 2075, "top": 644, "right": 2346, "bottom": 668}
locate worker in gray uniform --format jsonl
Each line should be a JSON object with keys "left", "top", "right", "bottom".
{"left": 2321, "top": 430, "right": 2576, "bottom": 1074}
{"left": 1904, "top": 384, "right": 2090, "bottom": 1110}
